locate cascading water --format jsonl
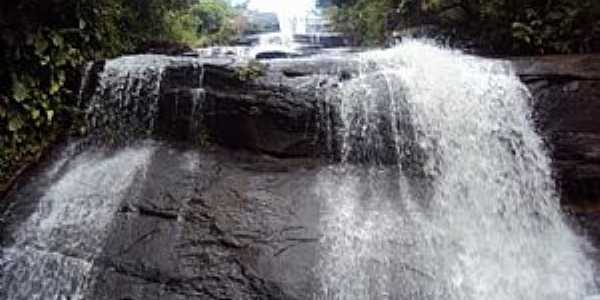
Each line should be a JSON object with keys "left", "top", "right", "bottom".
{"left": 253, "top": 0, "right": 315, "bottom": 50}
{"left": 315, "top": 40, "right": 597, "bottom": 299}
{"left": 0, "top": 144, "right": 155, "bottom": 299}
{"left": 0, "top": 55, "right": 197, "bottom": 299}
{"left": 85, "top": 55, "right": 201, "bottom": 141}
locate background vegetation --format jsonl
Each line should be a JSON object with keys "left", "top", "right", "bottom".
{"left": 0, "top": 0, "right": 240, "bottom": 190}
{"left": 329, "top": 0, "right": 600, "bottom": 54}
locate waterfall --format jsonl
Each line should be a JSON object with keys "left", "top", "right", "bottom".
{"left": 84, "top": 55, "right": 202, "bottom": 142}
{"left": 1, "top": 38, "right": 597, "bottom": 299}
{"left": 254, "top": 0, "right": 315, "bottom": 48}
{"left": 315, "top": 40, "right": 597, "bottom": 299}
{"left": 0, "top": 54, "right": 201, "bottom": 299}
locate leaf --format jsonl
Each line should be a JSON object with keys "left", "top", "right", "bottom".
{"left": 79, "top": 19, "right": 87, "bottom": 30}
{"left": 12, "top": 79, "right": 29, "bottom": 102}
{"left": 46, "top": 110, "right": 55, "bottom": 122}
{"left": 54, "top": 50, "right": 68, "bottom": 67}
{"left": 34, "top": 35, "right": 49, "bottom": 56}
{"left": 8, "top": 117, "right": 23, "bottom": 132}
{"left": 31, "top": 109, "right": 40, "bottom": 120}
{"left": 50, "top": 79, "right": 62, "bottom": 95}
{"left": 51, "top": 33, "right": 64, "bottom": 48}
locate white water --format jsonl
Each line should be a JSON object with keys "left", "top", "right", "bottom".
{"left": 86, "top": 55, "right": 200, "bottom": 139}
{"left": 253, "top": 0, "right": 315, "bottom": 51}
{"left": 316, "top": 40, "right": 597, "bottom": 299}
{"left": 0, "top": 145, "right": 155, "bottom": 299}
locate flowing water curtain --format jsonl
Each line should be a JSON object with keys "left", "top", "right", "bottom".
{"left": 0, "top": 145, "right": 156, "bottom": 299}
{"left": 314, "top": 40, "right": 597, "bottom": 300}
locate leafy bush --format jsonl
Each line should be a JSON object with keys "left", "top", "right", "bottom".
{"left": 329, "top": 0, "right": 600, "bottom": 55}
{"left": 235, "top": 60, "right": 267, "bottom": 81}
{"left": 0, "top": 0, "right": 192, "bottom": 187}
{"left": 191, "top": 0, "right": 240, "bottom": 46}
{"left": 164, "top": 9, "right": 202, "bottom": 46}
{"left": 0, "top": 0, "right": 244, "bottom": 188}
{"left": 330, "top": 0, "right": 395, "bottom": 46}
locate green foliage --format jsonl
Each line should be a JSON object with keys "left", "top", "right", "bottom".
{"left": 235, "top": 60, "right": 266, "bottom": 81}
{"left": 191, "top": 0, "right": 240, "bottom": 46}
{"left": 329, "top": 0, "right": 600, "bottom": 55}
{"left": 164, "top": 10, "right": 202, "bottom": 46}
{"left": 0, "top": 0, "right": 243, "bottom": 186}
{"left": 428, "top": 0, "right": 600, "bottom": 54}
{"left": 151, "top": 0, "right": 243, "bottom": 47}
{"left": 330, "top": 0, "right": 394, "bottom": 45}
{"left": 0, "top": 0, "right": 193, "bottom": 186}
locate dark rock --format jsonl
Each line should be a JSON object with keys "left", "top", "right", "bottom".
{"left": 161, "top": 62, "right": 204, "bottom": 91}
{"left": 136, "top": 40, "right": 194, "bottom": 56}
{"left": 85, "top": 145, "right": 322, "bottom": 300}
{"left": 512, "top": 55, "right": 600, "bottom": 210}
{"left": 200, "top": 62, "right": 341, "bottom": 158}
{"left": 157, "top": 88, "right": 205, "bottom": 142}
{"left": 255, "top": 51, "right": 300, "bottom": 60}
{"left": 79, "top": 60, "right": 106, "bottom": 108}
{"left": 87, "top": 53, "right": 600, "bottom": 210}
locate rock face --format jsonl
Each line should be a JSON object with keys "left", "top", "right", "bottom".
{"left": 200, "top": 62, "right": 333, "bottom": 157}
{"left": 154, "top": 57, "right": 362, "bottom": 160}
{"left": 87, "top": 145, "right": 323, "bottom": 299}
{"left": 0, "top": 142, "right": 323, "bottom": 299}
{"left": 512, "top": 55, "right": 600, "bottom": 210}
{"left": 154, "top": 53, "right": 600, "bottom": 208}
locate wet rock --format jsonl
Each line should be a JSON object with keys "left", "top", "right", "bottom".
{"left": 200, "top": 63, "right": 341, "bottom": 158}
{"left": 157, "top": 88, "right": 205, "bottom": 142}
{"left": 513, "top": 55, "right": 600, "bottom": 209}
{"left": 85, "top": 145, "right": 322, "bottom": 299}
{"left": 136, "top": 40, "right": 194, "bottom": 56}
{"left": 85, "top": 53, "right": 600, "bottom": 210}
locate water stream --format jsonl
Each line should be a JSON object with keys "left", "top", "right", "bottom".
{"left": 1, "top": 144, "right": 155, "bottom": 299}
{"left": 315, "top": 40, "right": 597, "bottom": 299}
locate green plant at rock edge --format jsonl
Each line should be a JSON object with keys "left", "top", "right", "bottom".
{"left": 0, "top": 0, "right": 194, "bottom": 191}
{"left": 235, "top": 60, "right": 267, "bottom": 81}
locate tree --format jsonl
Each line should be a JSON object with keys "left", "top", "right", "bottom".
{"left": 190, "top": 0, "right": 239, "bottom": 46}
{"left": 0, "top": 0, "right": 194, "bottom": 186}
{"left": 328, "top": 0, "right": 600, "bottom": 54}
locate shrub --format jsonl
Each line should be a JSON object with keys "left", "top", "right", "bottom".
{"left": 329, "top": 0, "right": 600, "bottom": 55}
{"left": 0, "top": 0, "right": 192, "bottom": 187}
